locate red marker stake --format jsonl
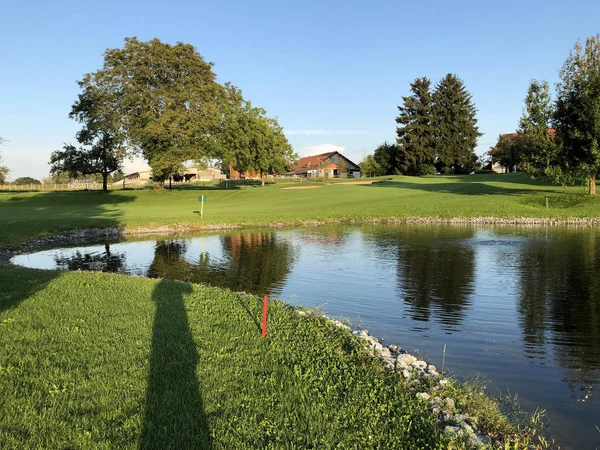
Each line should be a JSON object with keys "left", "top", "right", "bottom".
{"left": 261, "top": 296, "right": 268, "bottom": 337}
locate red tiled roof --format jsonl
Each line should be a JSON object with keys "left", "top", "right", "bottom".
{"left": 499, "top": 128, "right": 556, "bottom": 143}
{"left": 501, "top": 132, "right": 520, "bottom": 142}
{"left": 290, "top": 152, "right": 336, "bottom": 171}
{"left": 493, "top": 128, "right": 556, "bottom": 154}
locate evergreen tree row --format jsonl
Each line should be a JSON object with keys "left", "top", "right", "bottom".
{"left": 396, "top": 74, "right": 481, "bottom": 175}
{"left": 360, "top": 75, "right": 481, "bottom": 177}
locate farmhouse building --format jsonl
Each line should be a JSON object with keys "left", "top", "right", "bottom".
{"left": 289, "top": 152, "right": 361, "bottom": 179}
{"left": 121, "top": 167, "right": 226, "bottom": 185}
{"left": 228, "top": 166, "right": 260, "bottom": 180}
{"left": 490, "top": 129, "right": 556, "bottom": 173}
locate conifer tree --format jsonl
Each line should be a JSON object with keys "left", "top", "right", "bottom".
{"left": 432, "top": 74, "right": 481, "bottom": 174}
{"left": 518, "top": 80, "right": 561, "bottom": 179}
{"left": 396, "top": 77, "right": 435, "bottom": 175}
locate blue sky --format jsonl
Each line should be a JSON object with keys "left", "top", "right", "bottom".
{"left": 1, "top": 0, "right": 600, "bottom": 180}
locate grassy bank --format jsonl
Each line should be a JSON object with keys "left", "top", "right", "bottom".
{"left": 1, "top": 173, "right": 600, "bottom": 247}
{"left": 0, "top": 267, "right": 437, "bottom": 448}
{"left": 0, "top": 266, "right": 544, "bottom": 449}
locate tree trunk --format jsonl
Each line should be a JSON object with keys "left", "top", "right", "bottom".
{"left": 261, "top": 173, "right": 265, "bottom": 187}
{"left": 590, "top": 174, "right": 597, "bottom": 195}
{"left": 102, "top": 173, "right": 108, "bottom": 192}
{"left": 169, "top": 177, "right": 172, "bottom": 190}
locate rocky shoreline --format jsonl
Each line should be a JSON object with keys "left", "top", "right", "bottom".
{"left": 304, "top": 312, "right": 495, "bottom": 448}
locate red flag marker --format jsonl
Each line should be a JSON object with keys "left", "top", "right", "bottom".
{"left": 261, "top": 296, "right": 268, "bottom": 337}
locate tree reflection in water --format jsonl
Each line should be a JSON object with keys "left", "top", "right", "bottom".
{"left": 367, "top": 226, "right": 476, "bottom": 331}
{"left": 147, "top": 232, "right": 296, "bottom": 297}
{"left": 517, "top": 228, "right": 600, "bottom": 396}
{"left": 54, "top": 243, "right": 126, "bottom": 273}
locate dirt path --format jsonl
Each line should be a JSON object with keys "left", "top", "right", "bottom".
{"left": 281, "top": 185, "right": 323, "bottom": 190}
{"left": 335, "top": 180, "right": 387, "bottom": 185}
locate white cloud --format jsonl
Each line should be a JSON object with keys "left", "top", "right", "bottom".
{"left": 122, "top": 157, "right": 151, "bottom": 174}
{"left": 286, "top": 129, "right": 368, "bottom": 136}
{"left": 298, "top": 144, "right": 345, "bottom": 157}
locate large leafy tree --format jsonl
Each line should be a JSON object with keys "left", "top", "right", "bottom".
{"left": 396, "top": 77, "right": 435, "bottom": 175}
{"left": 432, "top": 74, "right": 481, "bottom": 174}
{"left": 359, "top": 154, "right": 381, "bottom": 178}
{"left": 554, "top": 35, "right": 600, "bottom": 195}
{"left": 253, "top": 117, "right": 296, "bottom": 185}
{"left": 14, "top": 177, "right": 41, "bottom": 185}
{"left": 0, "top": 137, "right": 8, "bottom": 183}
{"left": 81, "top": 37, "right": 225, "bottom": 186}
{"left": 373, "top": 141, "right": 399, "bottom": 175}
{"left": 217, "top": 86, "right": 296, "bottom": 186}
{"left": 50, "top": 142, "right": 120, "bottom": 190}
{"left": 518, "top": 80, "right": 561, "bottom": 180}
{"left": 50, "top": 84, "right": 126, "bottom": 191}
{"left": 490, "top": 135, "right": 521, "bottom": 173}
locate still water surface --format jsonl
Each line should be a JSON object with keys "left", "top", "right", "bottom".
{"left": 11, "top": 225, "right": 600, "bottom": 449}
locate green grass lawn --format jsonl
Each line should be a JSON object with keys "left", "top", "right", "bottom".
{"left": 1, "top": 173, "right": 599, "bottom": 247}
{"left": 0, "top": 266, "right": 453, "bottom": 449}
{"left": 0, "top": 174, "right": 577, "bottom": 448}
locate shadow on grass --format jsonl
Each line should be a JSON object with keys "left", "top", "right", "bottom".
{"left": 0, "top": 190, "right": 136, "bottom": 248}
{"left": 0, "top": 266, "right": 59, "bottom": 314}
{"left": 366, "top": 176, "right": 558, "bottom": 196}
{"left": 164, "top": 180, "right": 271, "bottom": 191}
{"left": 1, "top": 191, "right": 135, "bottom": 313}
{"left": 140, "top": 278, "right": 212, "bottom": 450}
{"left": 235, "top": 294, "right": 261, "bottom": 333}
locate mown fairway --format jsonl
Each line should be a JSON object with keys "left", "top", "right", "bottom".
{"left": 1, "top": 173, "right": 599, "bottom": 247}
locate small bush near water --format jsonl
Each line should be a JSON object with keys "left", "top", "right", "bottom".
{"left": 520, "top": 193, "right": 600, "bottom": 209}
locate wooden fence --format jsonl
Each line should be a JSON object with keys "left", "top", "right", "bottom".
{"left": 0, "top": 183, "right": 130, "bottom": 192}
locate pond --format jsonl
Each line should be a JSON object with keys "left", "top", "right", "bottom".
{"left": 11, "top": 225, "right": 600, "bottom": 449}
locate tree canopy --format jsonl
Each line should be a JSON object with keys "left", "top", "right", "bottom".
{"left": 517, "top": 80, "right": 561, "bottom": 180}
{"left": 217, "top": 85, "right": 296, "bottom": 185}
{"left": 373, "top": 142, "right": 398, "bottom": 175}
{"left": 13, "top": 177, "right": 41, "bottom": 185}
{"left": 396, "top": 77, "right": 435, "bottom": 175}
{"left": 432, "top": 74, "right": 481, "bottom": 174}
{"left": 69, "top": 38, "right": 295, "bottom": 187}
{"left": 554, "top": 35, "right": 600, "bottom": 195}
{"left": 359, "top": 154, "right": 381, "bottom": 178}
{"left": 49, "top": 83, "right": 126, "bottom": 191}
{"left": 395, "top": 75, "right": 480, "bottom": 176}
{"left": 80, "top": 37, "right": 225, "bottom": 184}
{"left": 490, "top": 135, "right": 521, "bottom": 173}
{"left": 0, "top": 137, "right": 8, "bottom": 184}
